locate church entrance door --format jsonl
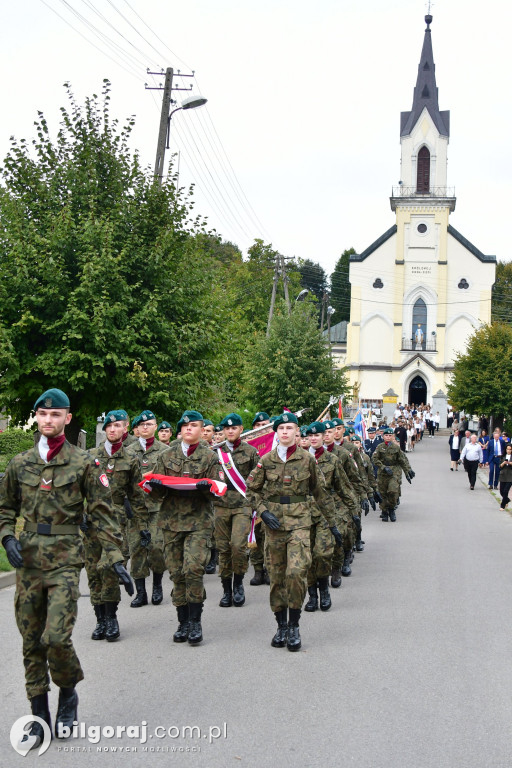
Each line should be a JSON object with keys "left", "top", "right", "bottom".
{"left": 408, "top": 375, "right": 427, "bottom": 406}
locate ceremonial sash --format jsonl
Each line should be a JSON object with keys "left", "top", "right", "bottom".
{"left": 139, "top": 474, "right": 227, "bottom": 497}
{"left": 216, "top": 449, "right": 247, "bottom": 498}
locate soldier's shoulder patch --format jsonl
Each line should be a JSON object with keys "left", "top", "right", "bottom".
{"left": 94, "top": 458, "right": 100, "bottom": 467}
{"left": 99, "top": 473, "right": 109, "bottom": 488}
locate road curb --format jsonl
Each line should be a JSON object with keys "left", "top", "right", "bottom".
{"left": 0, "top": 570, "right": 15, "bottom": 589}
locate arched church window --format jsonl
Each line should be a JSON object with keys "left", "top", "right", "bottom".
{"left": 412, "top": 298, "right": 427, "bottom": 349}
{"left": 416, "top": 146, "right": 430, "bottom": 193}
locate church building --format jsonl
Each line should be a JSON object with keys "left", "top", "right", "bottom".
{"left": 345, "top": 14, "right": 496, "bottom": 410}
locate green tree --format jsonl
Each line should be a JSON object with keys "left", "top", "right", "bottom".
{"left": 330, "top": 248, "right": 355, "bottom": 322}
{"left": 0, "top": 82, "right": 223, "bottom": 437}
{"left": 447, "top": 323, "right": 512, "bottom": 421}
{"left": 243, "top": 302, "right": 348, "bottom": 418}
{"left": 491, "top": 260, "right": 512, "bottom": 322}
{"left": 297, "top": 258, "right": 327, "bottom": 305}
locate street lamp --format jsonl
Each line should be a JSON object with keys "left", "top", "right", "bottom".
{"left": 295, "top": 289, "right": 309, "bottom": 302}
{"left": 327, "top": 306, "right": 336, "bottom": 355}
{"left": 155, "top": 89, "right": 208, "bottom": 184}
{"left": 167, "top": 94, "right": 208, "bottom": 142}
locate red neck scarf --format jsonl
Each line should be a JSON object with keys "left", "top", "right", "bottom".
{"left": 47, "top": 434, "right": 66, "bottom": 462}
{"left": 187, "top": 442, "right": 199, "bottom": 457}
{"left": 286, "top": 445, "right": 297, "bottom": 461}
{"left": 326, "top": 442, "right": 334, "bottom": 453}
{"left": 231, "top": 438, "right": 241, "bottom": 450}
{"left": 110, "top": 440, "right": 123, "bottom": 455}
{"left": 145, "top": 437, "right": 155, "bottom": 449}
{"left": 122, "top": 432, "right": 129, "bottom": 442}
{"left": 315, "top": 446, "right": 324, "bottom": 460}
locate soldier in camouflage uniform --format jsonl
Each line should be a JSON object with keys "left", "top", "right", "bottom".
{"left": 247, "top": 413, "right": 341, "bottom": 652}
{"left": 213, "top": 413, "right": 259, "bottom": 608}
{"left": 85, "top": 409, "right": 148, "bottom": 642}
{"left": 202, "top": 420, "right": 219, "bottom": 574}
{"left": 125, "top": 410, "right": 168, "bottom": 607}
{"left": 0, "top": 389, "right": 132, "bottom": 747}
{"left": 323, "top": 422, "right": 360, "bottom": 582}
{"left": 372, "top": 428, "right": 414, "bottom": 521}
{"left": 148, "top": 410, "right": 221, "bottom": 645}
{"left": 248, "top": 412, "right": 272, "bottom": 587}
{"left": 157, "top": 421, "right": 173, "bottom": 447}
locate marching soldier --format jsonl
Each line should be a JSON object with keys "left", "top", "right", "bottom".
{"left": 247, "top": 413, "right": 341, "bottom": 651}
{"left": 125, "top": 410, "right": 168, "bottom": 607}
{"left": 0, "top": 389, "right": 132, "bottom": 746}
{"left": 214, "top": 413, "right": 259, "bottom": 607}
{"left": 148, "top": 410, "right": 221, "bottom": 645}
{"left": 299, "top": 427, "right": 311, "bottom": 451}
{"left": 373, "top": 429, "right": 414, "bottom": 521}
{"left": 157, "top": 421, "right": 173, "bottom": 446}
{"left": 86, "top": 410, "right": 147, "bottom": 642}
{"left": 202, "top": 420, "right": 215, "bottom": 446}
{"left": 248, "top": 412, "right": 272, "bottom": 587}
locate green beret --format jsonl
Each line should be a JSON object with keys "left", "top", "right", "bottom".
{"left": 214, "top": 424, "right": 223, "bottom": 433}
{"left": 138, "top": 409, "right": 157, "bottom": 423}
{"left": 350, "top": 435, "right": 361, "bottom": 442}
{"left": 157, "top": 421, "right": 172, "bottom": 431}
{"left": 323, "top": 420, "right": 335, "bottom": 430}
{"left": 344, "top": 427, "right": 355, "bottom": 436}
{"left": 300, "top": 427, "right": 309, "bottom": 437}
{"left": 203, "top": 419, "right": 213, "bottom": 427}
{"left": 331, "top": 418, "right": 344, "bottom": 426}
{"left": 220, "top": 413, "right": 243, "bottom": 428}
{"left": 383, "top": 428, "right": 394, "bottom": 435}
{"left": 102, "top": 409, "right": 129, "bottom": 430}
{"left": 132, "top": 414, "right": 142, "bottom": 428}
{"left": 252, "top": 411, "right": 270, "bottom": 426}
{"left": 272, "top": 412, "right": 298, "bottom": 431}
{"left": 305, "top": 421, "right": 326, "bottom": 435}
{"left": 34, "top": 388, "right": 70, "bottom": 411}
{"left": 269, "top": 415, "right": 279, "bottom": 423}
{"left": 177, "top": 410, "right": 204, "bottom": 431}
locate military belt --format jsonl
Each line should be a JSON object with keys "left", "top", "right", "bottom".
{"left": 267, "top": 495, "right": 308, "bottom": 504}
{"left": 24, "top": 522, "right": 80, "bottom": 535}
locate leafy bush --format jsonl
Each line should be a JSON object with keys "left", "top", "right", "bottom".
{"left": 0, "top": 428, "right": 35, "bottom": 471}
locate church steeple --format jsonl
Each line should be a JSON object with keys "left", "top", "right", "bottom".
{"left": 400, "top": 15, "right": 450, "bottom": 138}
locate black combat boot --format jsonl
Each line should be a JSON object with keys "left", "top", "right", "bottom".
{"left": 250, "top": 569, "right": 264, "bottom": 585}
{"left": 232, "top": 574, "right": 245, "bottom": 607}
{"left": 187, "top": 603, "right": 203, "bottom": 645}
{"left": 381, "top": 511, "right": 389, "bottom": 522}
{"left": 389, "top": 508, "right": 397, "bottom": 522}
{"left": 219, "top": 577, "right": 233, "bottom": 607}
{"left": 173, "top": 605, "right": 189, "bottom": 643}
{"left": 205, "top": 548, "right": 217, "bottom": 574}
{"left": 263, "top": 567, "right": 270, "bottom": 585}
{"left": 130, "top": 578, "right": 148, "bottom": 607}
{"left": 22, "top": 693, "right": 52, "bottom": 749}
{"left": 271, "top": 609, "right": 288, "bottom": 647}
{"left": 151, "top": 572, "right": 163, "bottom": 605}
{"left": 91, "top": 604, "right": 106, "bottom": 640}
{"left": 331, "top": 566, "right": 342, "bottom": 587}
{"left": 287, "top": 608, "right": 302, "bottom": 652}
{"left": 318, "top": 578, "right": 332, "bottom": 611}
{"left": 104, "top": 602, "right": 120, "bottom": 642}
{"left": 55, "top": 688, "right": 78, "bottom": 739}
{"left": 304, "top": 585, "right": 318, "bottom": 612}
{"left": 341, "top": 551, "right": 352, "bottom": 576}
{"left": 355, "top": 534, "right": 364, "bottom": 552}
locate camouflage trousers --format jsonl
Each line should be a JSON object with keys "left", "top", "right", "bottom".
{"left": 83, "top": 530, "right": 120, "bottom": 605}
{"left": 266, "top": 526, "right": 311, "bottom": 612}
{"left": 15, "top": 565, "right": 84, "bottom": 699}
{"left": 127, "top": 510, "right": 166, "bottom": 579}
{"left": 332, "top": 508, "right": 356, "bottom": 568}
{"left": 162, "top": 529, "right": 212, "bottom": 606}
{"left": 120, "top": 512, "right": 130, "bottom": 563}
{"left": 214, "top": 506, "right": 251, "bottom": 579}
{"left": 377, "top": 474, "right": 401, "bottom": 512}
{"left": 249, "top": 519, "right": 265, "bottom": 570}
{"left": 307, "top": 517, "right": 334, "bottom": 587}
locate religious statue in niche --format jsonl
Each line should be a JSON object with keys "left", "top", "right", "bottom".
{"left": 414, "top": 324, "right": 424, "bottom": 350}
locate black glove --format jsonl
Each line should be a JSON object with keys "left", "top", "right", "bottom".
{"left": 408, "top": 470, "right": 416, "bottom": 479}
{"left": 124, "top": 497, "right": 134, "bottom": 520}
{"left": 368, "top": 495, "right": 376, "bottom": 512}
{"left": 79, "top": 515, "right": 89, "bottom": 534}
{"left": 361, "top": 499, "right": 370, "bottom": 515}
{"left": 374, "top": 490, "right": 382, "bottom": 503}
{"left": 140, "top": 529, "right": 151, "bottom": 548}
{"left": 352, "top": 515, "right": 362, "bottom": 532}
{"left": 329, "top": 526, "right": 343, "bottom": 548}
{"left": 195, "top": 480, "right": 211, "bottom": 492}
{"left": 2, "top": 535, "right": 23, "bottom": 568}
{"left": 406, "top": 473, "right": 412, "bottom": 484}
{"left": 383, "top": 466, "right": 393, "bottom": 476}
{"left": 113, "top": 562, "right": 134, "bottom": 596}
{"left": 260, "top": 510, "right": 281, "bottom": 530}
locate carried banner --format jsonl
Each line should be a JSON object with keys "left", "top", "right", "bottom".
{"left": 139, "top": 474, "right": 227, "bottom": 497}
{"left": 246, "top": 430, "right": 276, "bottom": 457}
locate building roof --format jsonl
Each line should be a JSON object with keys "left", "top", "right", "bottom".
{"left": 447, "top": 225, "right": 496, "bottom": 263}
{"left": 400, "top": 15, "right": 450, "bottom": 138}
{"left": 349, "top": 225, "right": 397, "bottom": 263}
{"left": 323, "top": 320, "right": 347, "bottom": 343}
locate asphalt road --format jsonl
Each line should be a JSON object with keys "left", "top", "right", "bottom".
{"left": 2, "top": 436, "right": 512, "bottom": 768}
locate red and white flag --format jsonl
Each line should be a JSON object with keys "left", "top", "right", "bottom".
{"left": 140, "top": 474, "right": 227, "bottom": 497}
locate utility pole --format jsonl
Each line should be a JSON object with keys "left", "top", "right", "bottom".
{"left": 281, "top": 255, "right": 291, "bottom": 315}
{"left": 266, "top": 254, "right": 280, "bottom": 337}
{"left": 154, "top": 67, "right": 174, "bottom": 184}
{"left": 320, "top": 291, "right": 328, "bottom": 331}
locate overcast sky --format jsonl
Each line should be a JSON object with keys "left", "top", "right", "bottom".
{"left": 1, "top": 0, "right": 510, "bottom": 276}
